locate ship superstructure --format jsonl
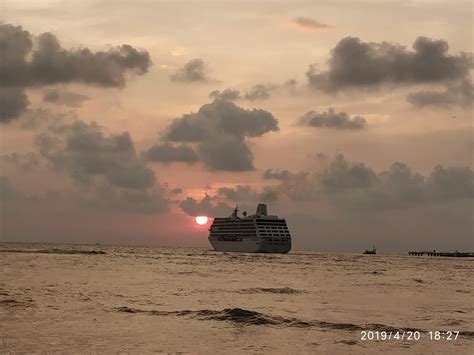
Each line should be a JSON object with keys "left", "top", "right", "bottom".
{"left": 208, "top": 204, "right": 291, "bottom": 253}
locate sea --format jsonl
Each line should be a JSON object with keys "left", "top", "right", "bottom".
{"left": 0, "top": 242, "right": 472, "bottom": 354}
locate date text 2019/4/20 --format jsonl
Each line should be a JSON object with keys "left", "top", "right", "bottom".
{"left": 360, "top": 330, "right": 460, "bottom": 341}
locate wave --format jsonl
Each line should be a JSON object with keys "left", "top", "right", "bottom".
{"left": 116, "top": 306, "right": 474, "bottom": 337}
{"left": 0, "top": 297, "right": 33, "bottom": 308}
{"left": 0, "top": 248, "right": 105, "bottom": 255}
{"left": 336, "top": 340, "right": 358, "bottom": 346}
{"left": 238, "top": 287, "right": 303, "bottom": 294}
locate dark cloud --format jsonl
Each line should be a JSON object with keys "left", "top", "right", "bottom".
{"left": 269, "top": 155, "right": 474, "bottom": 209}
{"left": 0, "top": 175, "right": 168, "bottom": 215}
{"left": 259, "top": 186, "right": 280, "bottom": 202}
{"left": 320, "top": 154, "right": 377, "bottom": 190}
{"left": 217, "top": 184, "right": 279, "bottom": 203}
{"left": 0, "top": 176, "right": 15, "bottom": 200}
{"left": 162, "top": 100, "right": 279, "bottom": 171}
{"left": 197, "top": 135, "right": 254, "bottom": 171}
{"left": 0, "top": 24, "right": 33, "bottom": 86}
{"left": 429, "top": 165, "right": 474, "bottom": 200}
{"left": 36, "top": 119, "right": 155, "bottom": 189}
{"left": 17, "top": 108, "right": 75, "bottom": 131}
{"left": 316, "top": 152, "right": 328, "bottom": 160}
{"left": 291, "top": 17, "right": 332, "bottom": 31}
{"left": 297, "top": 108, "right": 367, "bottom": 130}
{"left": 77, "top": 183, "right": 169, "bottom": 214}
{"left": 355, "top": 162, "right": 427, "bottom": 208}
{"left": 0, "top": 152, "right": 40, "bottom": 172}
{"left": 243, "top": 84, "right": 274, "bottom": 101}
{"left": 307, "top": 36, "right": 472, "bottom": 92}
{"left": 170, "top": 58, "right": 211, "bottom": 82}
{"left": 209, "top": 88, "right": 241, "bottom": 101}
{"left": 43, "top": 89, "right": 90, "bottom": 107}
{"left": 0, "top": 24, "right": 151, "bottom": 88}
{"left": 407, "top": 79, "right": 473, "bottom": 108}
{"left": 179, "top": 186, "right": 278, "bottom": 217}
{"left": 164, "top": 100, "right": 279, "bottom": 141}
{"left": 0, "top": 87, "right": 29, "bottom": 122}
{"left": 208, "top": 80, "right": 298, "bottom": 103}
{"left": 263, "top": 169, "right": 292, "bottom": 180}
{"left": 0, "top": 23, "right": 151, "bottom": 122}
{"left": 142, "top": 143, "right": 198, "bottom": 164}
{"left": 179, "top": 195, "right": 232, "bottom": 216}
{"left": 171, "top": 187, "right": 183, "bottom": 194}
{"left": 217, "top": 185, "right": 257, "bottom": 201}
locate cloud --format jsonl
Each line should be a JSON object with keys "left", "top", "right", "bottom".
{"left": 429, "top": 165, "right": 474, "bottom": 200}
{"left": 36, "top": 119, "right": 155, "bottom": 189}
{"left": 263, "top": 169, "right": 292, "bottom": 180}
{"left": 0, "top": 152, "right": 40, "bottom": 172}
{"left": 291, "top": 17, "right": 333, "bottom": 31}
{"left": 0, "top": 23, "right": 151, "bottom": 123}
{"left": 0, "top": 175, "right": 169, "bottom": 215}
{"left": 142, "top": 143, "right": 198, "bottom": 164}
{"left": 209, "top": 88, "right": 241, "bottom": 101}
{"left": 320, "top": 154, "right": 377, "bottom": 190}
{"left": 243, "top": 83, "right": 274, "bottom": 101}
{"left": 43, "top": 89, "right": 90, "bottom": 107}
{"left": 77, "top": 182, "right": 169, "bottom": 214}
{"left": 218, "top": 184, "right": 279, "bottom": 202}
{"left": 297, "top": 108, "right": 367, "bottom": 130}
{"left": 268, "top": 154, "right": 474, "bottom": 208}
{"left": 179, "top": 185, "right": 279, "bottom": 217}
{"left": 162, "top": 99, "right": 279, "bottom": 171}
{"left": 217, "top": 185, "right": 257, "bottom": 201}
{"left": 169, "top": 58, "right": 212, "bottom": 82}
{"left": 0, "top": 24, "right": 152, "bottom": 88}
{"left": 218, "top": 184, "right": 280, "bottom": 203}
{"left": 197, "top": 135, "right": 254, "bottom": 171}
{"left": 0, "top": 87, "right": 29, "bottom": 123}
{"left": 209, "top": 80, "right": 298, "bottom": 102}
{"left": 164, "top": 100, "right": 279, "bottom": 141}
{"left": 307, "top": 36, "right": 472, "bottom": 92}
{"left": 16, "top": 108, "right": 76, "bottom": 130}
{"left": 171, "top": 187, "right": 183, "bottom": 194}
{"left": 406, "top": 79, "right": 473, "bottom": 108}
{"left": 179, "top": 195, "right": 232, "bottom": 216}
{"left": 259, "top": 186, "right": 280, "bottom": 202}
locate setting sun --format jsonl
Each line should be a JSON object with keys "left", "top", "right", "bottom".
{"left": 195, "top": 216, "right": 209, "bottom": 225}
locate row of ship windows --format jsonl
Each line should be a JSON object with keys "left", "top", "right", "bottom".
{"left": 265, "top": 238, "right": 289, "bottom": 245}
{"left": 212, "top": 224, "right": 288, "bottom": 227}
{"left": 212, "top": 227, "right": 258, "bottom": 231}
{"left": 211, "top": 228, "right": 289, "bottom": 233}
{"left": 259, "top": 234, "right": 290, "bottom": 237}
{"left": 211, "top": 232, "right": 257, "bottom": 237}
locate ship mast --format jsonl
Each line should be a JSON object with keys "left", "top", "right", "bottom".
{"left": 231, "top": 205, "right": 239, "bottom": 218}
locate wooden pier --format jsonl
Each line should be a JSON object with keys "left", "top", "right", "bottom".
{"left": 408, "top": 251, "right": 474, "bottom": 257}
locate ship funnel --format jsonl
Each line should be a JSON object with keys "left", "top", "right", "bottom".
{"left": 256, "top": 203, "right": 267, "bottom": 216}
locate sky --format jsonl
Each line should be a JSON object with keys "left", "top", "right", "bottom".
{"left": 0, "top": 0, "right": 473, "bottom": 252}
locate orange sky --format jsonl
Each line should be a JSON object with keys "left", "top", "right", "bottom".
{"left": 1, "top": 0, "right": 472, "bottom": 251}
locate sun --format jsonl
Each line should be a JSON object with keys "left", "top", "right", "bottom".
{"left": 195, "top": 216, "right": 209, "bottom": 225}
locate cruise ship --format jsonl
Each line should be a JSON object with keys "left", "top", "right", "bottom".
{"left": 208, "top": 204, "right": 291, "bottom": 253}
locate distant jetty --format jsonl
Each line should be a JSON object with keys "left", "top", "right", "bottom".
{"left": 408, "top": 250, "right": 474, "bottom": 257}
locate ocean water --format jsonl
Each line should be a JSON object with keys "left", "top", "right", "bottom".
{"left": 0, "top": 243, "right": 472, "bottom": 354}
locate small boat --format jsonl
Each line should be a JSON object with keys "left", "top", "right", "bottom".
{"left": 363, "top": 245, "right": 376, "bottom": 255}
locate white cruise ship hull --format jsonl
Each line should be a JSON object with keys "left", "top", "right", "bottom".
{"left": 209, "top": 237, "right": 291, "bottom": 253}
{"left": 207, "top": 204, "right": 292, "bottom": 253}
